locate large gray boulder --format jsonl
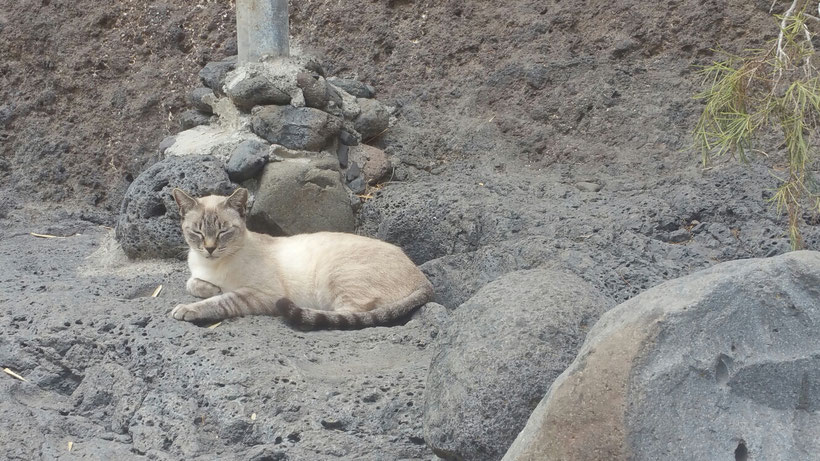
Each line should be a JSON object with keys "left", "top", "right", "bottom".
{"left": 248, "top": 157, "right": 354, "bottom": 236}
{"left": 503, "top": 251, "right": 820, "bottom": 461}
{"left": 116, "top": 155, "right": 234, "bottom": 259}
{"left": 424, "top": 268, "right": 613, "bottom": 461}
{"left": 251, "top": 105, "right": 342, "bottom": 152}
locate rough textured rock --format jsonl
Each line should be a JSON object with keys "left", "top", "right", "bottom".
{"left": 164, "top": 125, "right": 269, "bottom": 161}
{"left": 188, "top": 87, "right": 215, "bottom": 115}
{"left": 247, "top": 157, "right": 354, "bottom": 236}
{"left": 349, "top": 144, "right": 391, "bottom": 184}
{"left": 296, "top": 72, "right": 330, "bottom": 109}
{"left": 353, "top": 98, "right": 389, "bottom": 140}
{"left": 251, "top": 105, "right": 342, "bottom": 151}
{"left": 116, "top": 155, "right": 234, "bottom": 259}
{"left": 424, "top": 269, "right": 613, "bottom": 461}
{"left": 199, "top": 57, "right": 237, "bottom": 96}
{"left": 503, "top": 251, "right": 820, "bottom": 461}
{"left": 327, "top": 77, "right": 376, "bottom": 98}
{"left": 178, "top": 109, "right": 211, "bottom": 130}
{"left": 226, "top": 139, "right": 270, "bottom": 182}
{"left": 225, "top": 72, "right": 291, "bottom": 111}
{"left": 0, "top": 217, "right": 447, "bottom": 460}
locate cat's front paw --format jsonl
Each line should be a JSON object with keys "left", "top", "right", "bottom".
{"left": 186, "top": 277, "right": 222, "bottom": 298}
{"left": 170, "top": 303, "right": 203, "bottom": 322}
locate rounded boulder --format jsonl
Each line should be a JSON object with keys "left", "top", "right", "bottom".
{"left": 116, "top": 155, "right": 235, "bottom": 259}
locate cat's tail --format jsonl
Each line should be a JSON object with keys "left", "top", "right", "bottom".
{"left": 273, "top": 285, "right": 433, "bottom": 330}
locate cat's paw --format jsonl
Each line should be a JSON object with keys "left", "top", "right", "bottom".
{"left": 170, "top": 303, "right": 202, "bottom": 321}
{"left": 186, "top": 278, "right": 222, "bottom": 298}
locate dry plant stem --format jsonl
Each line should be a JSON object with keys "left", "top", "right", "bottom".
{"left": 777, "top": 0, "right": 800, "bottom": 68}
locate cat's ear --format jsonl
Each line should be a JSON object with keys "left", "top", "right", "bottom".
{"left": 172, "top": 188, "right": 198, "bottom": 217}
{"left": 225, "top": 188, "right": 249, "bottom": 217}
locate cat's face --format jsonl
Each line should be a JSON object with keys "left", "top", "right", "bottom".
{"left": 172, "top": 188, "right": 248, "bottom": 259}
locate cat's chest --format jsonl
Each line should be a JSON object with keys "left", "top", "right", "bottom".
{"left": 188, "top": 253, "right": 235, "bottom": 289}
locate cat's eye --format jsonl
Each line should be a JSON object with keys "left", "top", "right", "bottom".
{"left": 218, "top": 228, "right": 232, "bottom": 237}
{"left": 190, "top": 230, "right": 204, "bottom": 239}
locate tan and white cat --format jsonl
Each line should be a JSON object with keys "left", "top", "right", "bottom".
{"left": 169, "top": 188, "right": 433, "bottom": 329}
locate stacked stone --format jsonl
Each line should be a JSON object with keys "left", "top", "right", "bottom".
{"left": 117, "top": 54, "right": 394, "bottom": 259}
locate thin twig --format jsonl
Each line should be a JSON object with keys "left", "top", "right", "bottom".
{"left": 777, "top": 0, "right": 800, "bottom": 70}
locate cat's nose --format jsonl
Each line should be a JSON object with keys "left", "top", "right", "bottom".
{"left": 205, "top": 246, "right": 217, "bottom": 255}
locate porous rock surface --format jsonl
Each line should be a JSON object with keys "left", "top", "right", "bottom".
{"left": 424, "top": 268, "right": 614, "bottom": 461}
{"left": 251, "top": 105, "right": 342, "bottom": 152}
{"left": 349, "top": 144, "right": 391, "bottom": 185}
{"left": 503, "top": 251, "right": 820, "bottom": 461}
{"left": 0, "top": 217, "right": 447, "bottom": 460}
{"left": 3, "top": 0, "right": 820, "bottom": 459}
{"left": 116, "top": 155, "right": 234, "bottom": 259}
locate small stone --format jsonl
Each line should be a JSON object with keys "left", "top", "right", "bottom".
{"left": 158, "top": 135, "right": 176, "bottom": 154}
{"left": 320, "top": 418, "right": 347, "bottom": 431}
{"left": 337, "top": 143, "right": 349, "bottom": 168}
{"left": 665, "top": 229, "right": 691, "bottom": 244}
{"left": 189, "top": 87, "right": 215, "bottom": 115}
{"left": 339, "top": 130, "right": 359, "bottom": 146}
{"left": 327, "top": 77, "right": 376, "bottom": 98}
{"left": 346, "top": 162, "right": 361, "bottom": 182}
{"left": 199, "top": 58, "right": 237, "bottom": 95}
{"left": 349, "top": 144, "right": 391, "bottom": 184}
{"left": 347, "top": 176, "right": 366, "bottom": 195}
{"left": 354, "top": 98, "right": 390, "bottom": 140}
{"left": 575, "top": 181, "right": 603, "bottom": 192}
{"left": 296, "top": 72, "right": 329, "bottom": 109}
{"left": 179, "top": 109, "right": 211, "bottom": 130}
{"left": 325, "top": 85, "right": 344, "bottom": 117}
{"left": 251, "top": 105, "right": 342, "bottom": 151}
{"left": 226, "top": 140, "right": 270, "bottom": 182}
{"left": 0, "top": 104, "right": 14, "bottom": 127}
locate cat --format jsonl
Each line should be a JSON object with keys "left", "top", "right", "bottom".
{"left": 169, "top": 188, "right": 433, "bottom": 329}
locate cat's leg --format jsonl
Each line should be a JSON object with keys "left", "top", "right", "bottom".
{"left": 171, "top": 287, "right": 271, "bottom": 322}
{"left": 186, "top": 277, "right": 222, "bottom": 298}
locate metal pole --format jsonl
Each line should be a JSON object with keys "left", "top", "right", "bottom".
{"left": 236, "top": 0, "right": 290, "bottom": 64}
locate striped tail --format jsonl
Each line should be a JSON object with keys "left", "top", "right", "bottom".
{"left": 275, "top": 286, "right": 433, "bottom": 330}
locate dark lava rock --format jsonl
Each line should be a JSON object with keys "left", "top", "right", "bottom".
{"left": 347, "top": 176, "right": 366, "bottom": 195}
{"left": 226, "top": 73, "right": 291, "bottom": 112}
{"left": 328, "top": 77, "right": 376, "bottom": 98}
{"left": 337, "top": 143, "right": 349, "bottom": 168}
{"left": 116, "top": 155, "right": 234, "bottom": 259}
{"left": 178, "top": 109, "right": 211, "bottom": 130}
{"left": 251, "top": 105, "right": 342, "bottom": 151}
{"left": 345, "top": 161, "right": 361, "bottom": 182}
{"left": 198, "top": 57, "right": 237, "bottom": 96}
{"left": 188, "top": 87, "right": 215, "bottom": 115}
{"left": 339, "top": 129, "right": 359, "bottom": 146}
{"left": 226, "top": 139, "right": 270, "bottom": 182}
{"left": 296, "top": 72, "right": 329, "bottom": 109}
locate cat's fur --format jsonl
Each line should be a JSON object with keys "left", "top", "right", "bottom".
{"left": 169, "top": 188, "right": 433, "bottom": 329}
